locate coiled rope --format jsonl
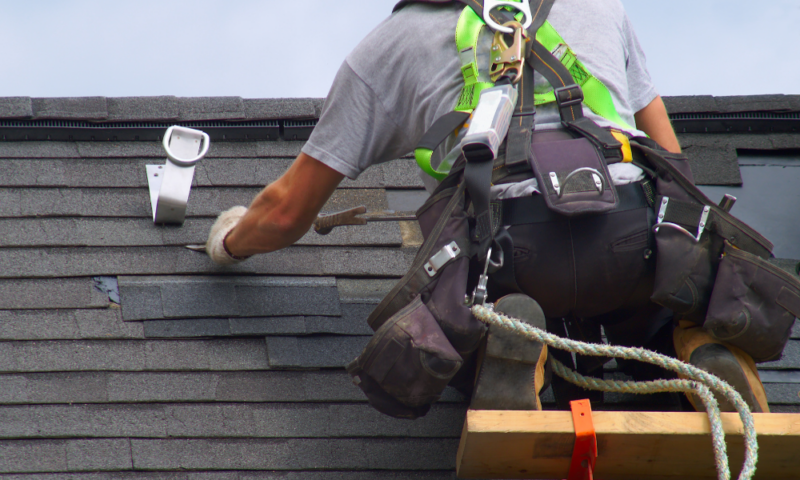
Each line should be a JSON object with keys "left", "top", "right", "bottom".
{"left": 472, "top": 304, "right": 758, "bottom": 480}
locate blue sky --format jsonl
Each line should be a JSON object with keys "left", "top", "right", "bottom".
{"left": 2, "top": 0, "right": 798, "bottom": 98}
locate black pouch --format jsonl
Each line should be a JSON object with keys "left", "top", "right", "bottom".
{"left": 367, "top": 180, "right": 486, "bottom": 355}
{"left": 636, "top": 140, "right": 775, "bottom": 326}
{"left": 529, "top": 133, "right": 618, "bottom": 216}
{"left": 346, "top": 295, "right": 463, "bottom": 419}
{"left": 704, "top": 243, "right": 800, "bottom": 362}
{"left": 651, "top": 216, "right": 723, "bottom": 324}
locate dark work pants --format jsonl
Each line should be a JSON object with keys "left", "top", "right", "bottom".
{"left": 494, "top": 202, "right": 678, "bottom": 407}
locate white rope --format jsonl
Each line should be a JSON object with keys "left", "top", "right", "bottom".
{"left": 472, "top": 304, "right": 758, "bottom": 480}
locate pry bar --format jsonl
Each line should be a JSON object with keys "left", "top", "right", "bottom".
{"left": 314, "top": 205, "right": 416, "bottom": 235}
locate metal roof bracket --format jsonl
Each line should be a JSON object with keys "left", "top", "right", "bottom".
{"left": 146, "top": 126, "right": 210, "bottom": 225}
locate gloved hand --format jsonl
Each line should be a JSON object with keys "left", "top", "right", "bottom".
{"left": 206, "top": 206, "right": 250, "bottom": 265}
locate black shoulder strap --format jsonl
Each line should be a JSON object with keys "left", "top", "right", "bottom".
{"left": 505, "top": 0, "right": 557, "bottom": 172}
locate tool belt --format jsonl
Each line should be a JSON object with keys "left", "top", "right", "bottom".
{"left": 639, "top": 138, "right": 800, "bottom": 362}
{"left": 347, "top": 132, "right": 800, "bottom": 419}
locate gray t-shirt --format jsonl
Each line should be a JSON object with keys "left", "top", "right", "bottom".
{"left": 302, "top": 0, "right": 658, "bottom": 181}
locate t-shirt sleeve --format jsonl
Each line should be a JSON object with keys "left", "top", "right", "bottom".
{"left": 301, "top": 60, "right": 416, "bottom": 180}
{"left": 622, "top": 13, "right": 659, "bottom": 114}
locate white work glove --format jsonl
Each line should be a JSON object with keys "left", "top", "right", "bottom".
{"left": 206, "top": 206, "right": 250, "bottom": 265}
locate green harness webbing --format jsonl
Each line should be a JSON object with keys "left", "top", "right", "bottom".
{"left": 534, "top": 21, "right": 634, "bottom": 131}
{"left": 414, "top": 2, "right": 633, "bottom": 180}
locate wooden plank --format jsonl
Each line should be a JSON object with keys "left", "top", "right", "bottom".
{"left": 456, "top": 409, "right": 800, "bottom": 479}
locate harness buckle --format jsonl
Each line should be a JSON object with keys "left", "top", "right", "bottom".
{"left": 554, "top": 85, "right": 584, "bottom": 108}
{"left": 490, "top": 21, "right": 526, "bottom": 84}
{"left": 483, "top": 0, "right": 533, "bottom": 34}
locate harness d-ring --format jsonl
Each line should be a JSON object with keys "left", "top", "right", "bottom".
{"left": 483, "top": 0, "right": 533, "bottom": 33}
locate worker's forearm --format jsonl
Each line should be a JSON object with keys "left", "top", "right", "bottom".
{"left": 224, "top": 152, "right": 345, "bottom": 257}
{"left": 224, "top": 183, "right": 309, "bottom": 257}
{"left": 634, "top": 95, "right": 681, "bottom": 154}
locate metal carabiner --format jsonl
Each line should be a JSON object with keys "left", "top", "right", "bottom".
{"left": 470, "top": 247, "right": 494, "bottom": 308}
{"left": 483, "top": 0, "right": 533, "bottom": 34}
{"left": 490, "top": 21, "right": 526, "bottom": 83}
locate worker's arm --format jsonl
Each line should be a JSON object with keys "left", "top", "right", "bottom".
{"left": 206, "top": 152, "right": 345, "bottom": 263}
{"left": 634, "top": 95, "right": 681, "bottom": 154}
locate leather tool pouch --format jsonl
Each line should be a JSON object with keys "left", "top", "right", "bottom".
{"left": 651, "top": 216, "right": 723, "bottom": 324}
{"left": 346, "top": 295, "right": 463, "bottom": 419}
{"left": 348, "top": 174, "right": 487, "bottom": 419}
{"left": 634, "top": 140, "right": 797, "bottom": 361}
{"left": 529, "top": 133, "right": 618, "bottom": 216}
{"left": 704, "top": 243, "right": 800, "bottom": 362}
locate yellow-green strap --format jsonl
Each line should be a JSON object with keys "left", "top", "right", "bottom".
{"left": 454, "top": 6, "right": 494, "bottom": 111}
{"left": 534, "top": 21, "right": 635, "bottom": 131}
{"left": 415, "top": 6, "right": 491, "bottom": 180}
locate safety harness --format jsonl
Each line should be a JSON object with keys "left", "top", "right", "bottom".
{"left": 412, "top": 0, "right": 633, "bottom": 183}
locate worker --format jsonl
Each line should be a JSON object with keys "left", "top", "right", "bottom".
{"left": 204, "top": 0, "right": 770, "bottom": 415}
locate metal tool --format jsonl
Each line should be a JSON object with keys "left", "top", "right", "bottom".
{"left": 313, "top": 205, "right": 416, "bottom": 235}
{"left": 483, "top": 0, "right": 533, "bottom": 33}
{"left": 489, "top": 21, "right": 526, "bottom": 83}
{"left": 719, "top": 194, "right": 737, "bottom": 213}
{"left": 147, "top": 126, "right": 210, "bottom": 225}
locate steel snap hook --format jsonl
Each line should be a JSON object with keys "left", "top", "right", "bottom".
{"left": 489, "top": 21, "right": 526, "bottom": 83}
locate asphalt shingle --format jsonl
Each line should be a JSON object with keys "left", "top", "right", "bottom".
{"left": 757, "top": 340, "right": 800, "bottom": 369}
{"left": 243, "top": 98, "right": 318, "bottom": 120}
{"left": 0, "top": 97, "right": 33, "bottom": 119}
{"left": 143, "top": 319, "right": 232, "bottom": 338}
{"left": 0, "top": 339, "right": 268, "bottom": 373}
{"left": 714, "top": 95, "right": 797, "bottom": 113}
{"left": 0, "top": 371, "right": 464, "bottom": 405}
{"left": 0, "top": 278, "right": 109, "bottom": 309}
{"left": 0, "top": 403, "right": 464, "bottom": 439}
{"left": 130, "top": 438, "right": 458, "bottom": 471}
{"left": 663, "top": 95, "right": 719, "bottom": 114}
{"left": 0, "top": 157, "right": 423, "bottom": 189}
{"left": 682, "top": 144, "right": 743, "bottom": 185}
{"left": 265, "top": 336, "right": 369, "bottom": 368}
{"left": 336, "top": 279, "right": 396, "bottom": 304}
{"left": 118, "top": 276, "right": 340, "bottom": 321}
{"left": 764, "top": 383, "right": 800, "bottom": 405}
{"left": 0, "top": 247, "right": 415, "bottom": 279}
{"left": 106, "top": 97, "right": 180, "bottom": 122}
{"left": 31, "top": 97, "right": 108, "bottom": 121}
{"left": 0, "top": 309, "right": 143, "bottom": 341}
{"left": 177, "top": 97, "right": 245, "bottom": 121}
{"left": 0, "top": 439, "right": 133, "bottom": 474}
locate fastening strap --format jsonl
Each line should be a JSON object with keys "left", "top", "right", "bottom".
{"left": 568, "top": 399, "right": 597, "bottom": 480}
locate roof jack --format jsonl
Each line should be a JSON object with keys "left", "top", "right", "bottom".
{"left": 146, "top": 126, "right": 210, "bottom": 224}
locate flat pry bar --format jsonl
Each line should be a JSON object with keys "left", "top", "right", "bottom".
{"left": 313, "top": 205, "right": 416, "bottom": 235}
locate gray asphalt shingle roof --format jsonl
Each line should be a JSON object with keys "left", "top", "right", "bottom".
{"left": 0, "top": 95, "right": 798, "bottom": 478}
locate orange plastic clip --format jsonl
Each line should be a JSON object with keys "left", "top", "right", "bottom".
{"left": 567, "top": 399, "right": 597, "bottom": 480}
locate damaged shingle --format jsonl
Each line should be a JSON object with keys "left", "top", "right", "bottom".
{"left": 92, "top": 276, "right": 120, "bottom": 304}
{"left": 118, "top": 276, "right": 341, "bottom": 321}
